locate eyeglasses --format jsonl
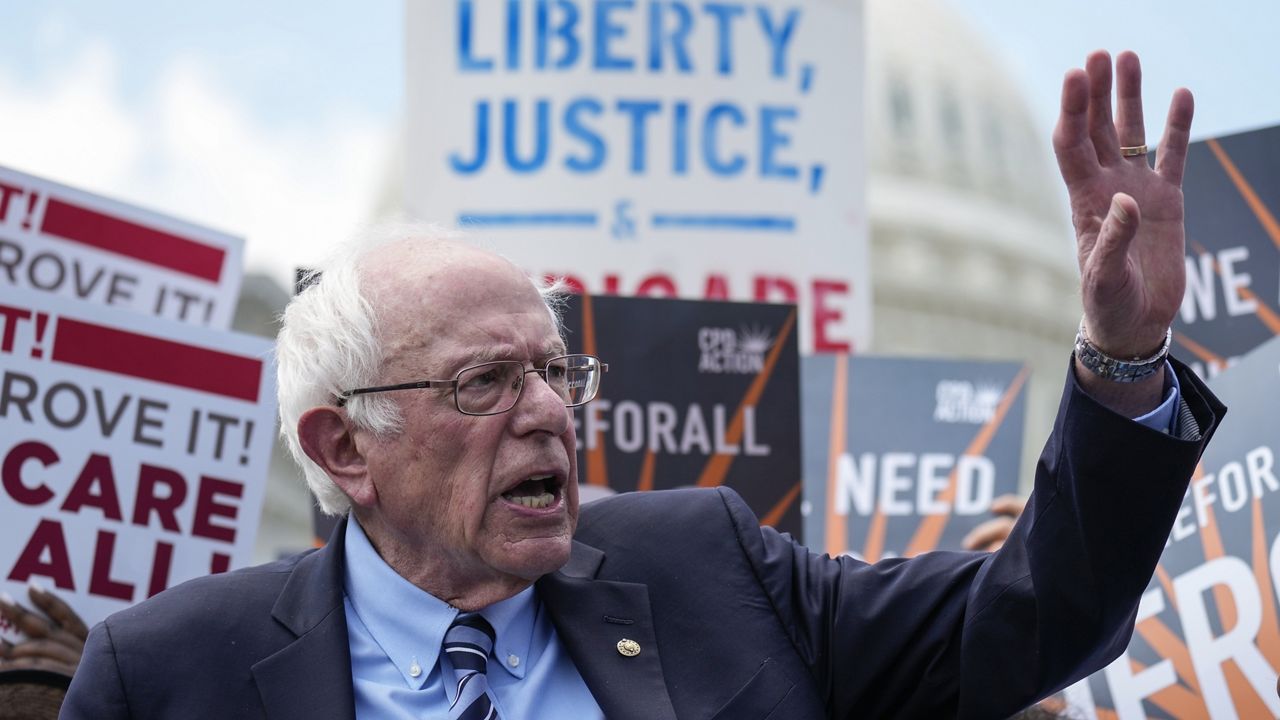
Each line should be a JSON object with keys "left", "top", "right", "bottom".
{"left": 336, "top": 354, "right": 608, "bottom": 416}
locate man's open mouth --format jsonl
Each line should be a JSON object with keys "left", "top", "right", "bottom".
{"left": 501, "top": 474, "right": 560, "bottom": 510}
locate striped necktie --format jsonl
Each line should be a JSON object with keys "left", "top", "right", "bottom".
{"left": 443, "top": 612, "right": 500, "bottom": 720}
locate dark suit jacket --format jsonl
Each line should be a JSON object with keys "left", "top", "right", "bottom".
{"left": 62, "top": 361, "right": 1224, "bottom": 719}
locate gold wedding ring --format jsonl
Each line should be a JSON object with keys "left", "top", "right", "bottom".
{"left": 1120, "top": 144, "right": 1148, "bottom": 157}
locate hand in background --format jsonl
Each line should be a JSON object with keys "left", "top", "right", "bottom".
{"left": 0, "top": 584, "right": 88, "bottom": 677}
{"left": 961, "top": 494, "right": 1027, "bottom": 553}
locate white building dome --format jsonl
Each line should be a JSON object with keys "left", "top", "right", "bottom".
{"left": 865, "top": 0, "right": 1082, "bottom": 489}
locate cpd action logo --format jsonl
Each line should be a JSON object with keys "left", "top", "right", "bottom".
{"left": 697, "top": 325, "right": 773, "bottom": 374}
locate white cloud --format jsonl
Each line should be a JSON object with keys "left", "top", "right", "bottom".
{"left": 0, "top": 41, "right": 141, "bottom": 190}
{"left": 0, "top": 40, "right": 392, "bottom": 292}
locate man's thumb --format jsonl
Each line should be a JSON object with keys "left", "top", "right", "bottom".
{"left": 1092, "top": 193, "right": 1142, "bottom": 270}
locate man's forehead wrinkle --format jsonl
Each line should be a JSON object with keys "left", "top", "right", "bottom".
{"left": 357, "top": 239, "right": 560, "bottom": 379}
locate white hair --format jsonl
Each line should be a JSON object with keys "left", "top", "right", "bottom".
{"left": 276, "top": 222, "right": 567, "bottom": 516}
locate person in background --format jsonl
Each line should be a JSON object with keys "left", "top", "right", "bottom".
{"left": 962, "top": 495, "right": 1027, "bottom": 553}
{"left": 0, "top": 584, "right": 88, "bottom": 719}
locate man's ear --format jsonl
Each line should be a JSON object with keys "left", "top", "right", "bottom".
{"left": 297, "top": 407, "right": 378, "bottom": 507}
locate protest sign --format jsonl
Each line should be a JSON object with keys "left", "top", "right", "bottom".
{"left": 802, "top": 355, "right": 1027, "bottom": 559}
{"left": 0, "top": 165, "right": 244, "bottom": 328}
{"left": 1063, "top": 337, "right": 1280, "bottom": 719}
{"left": 405, "top": 0, "right": 869, "bottom": 354}
{"left": 1174, "top": 124, "right": 1280, "bottom": 380}
{"left": 563, "top": 294, "right": 802, "bottom": 535}
{"left": 0, "top": 290, "right": 276, "bottom": 639}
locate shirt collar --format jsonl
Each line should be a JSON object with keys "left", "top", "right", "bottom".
{"left": 342, "top": 517, "right": 538, "bottom": 685}
{"left": 343, "top": 517, "right": 455, "bottom": 689}
{"left": 483, "top": 585, "right": 535, "bottom": 680}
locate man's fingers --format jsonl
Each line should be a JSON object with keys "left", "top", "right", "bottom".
{"left": 29, "top": 584, "right": 89, "bottom": 640}
{"left": 1085, "top": 51, "right": 1121, "bottom": 164}
{"left": 1155, "top": 87, "right": 1195, "bottom": 185}
{"left": 1114, "top": 51, "right": 1146, "bottom": 154}
{"left": 1053, "top": 69, "right": 1099, "bottom": 186}
{"left": 962, "top": 517, "right": 1016, "bottom": 552}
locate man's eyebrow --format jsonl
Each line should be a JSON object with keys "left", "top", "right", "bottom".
{"left": 465, "top": 346, "right": 508, "bottom": 365}
{"left": 460, "top": 340, "right": 566, "bottom": 367}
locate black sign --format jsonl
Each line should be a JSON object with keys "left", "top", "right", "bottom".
{"left": 802, "top": 356, "right": 1027, "bottom": 558}
{"left": 562, "top": 294, "right": 802, "bottom": 535}
{"left": 1175, "top": 124, "right": 1280, "bottom": 379}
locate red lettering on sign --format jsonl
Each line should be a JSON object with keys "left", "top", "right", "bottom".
{"left": 192, "top": 476, "right": 243, "bottom": 543}
{"left": 148, "top": 541, "right": 174, "bottom": 598}
{"left": 89, "top": 530, "right": 135, "bottom": 601}
{"left": 2, "top": 440, "right": 57, "bottom": 505}
{"left": 704, "top": 274, "right": 730, "bottom": 300}
{"left": 210, "top": 553, "right": 231, "bottom": 574}
{"left": 0, "top": 304, "right": 32, "bottom": 353}
{"left": 812, "top": 279, "right": 850, "bottom": 352}
{"left": 132, "top": 464, "right": 188, "bottom": 532}
{"left": 547, "top": 273, "right": 586, "bottom": 295}
{"left": 8, "top": 518, "right": 74, "bottom": 590}
{"left": 0, "top": 182, "right": 23, "bottom": 222}
{"left": 61, "top": 453, "right": 124, "bottom": 520}
{"left": 636, "top": 274, "right": 677, "bottom": 297}
{"left": 753, "top": 276, "right": 798, "bottom": 304}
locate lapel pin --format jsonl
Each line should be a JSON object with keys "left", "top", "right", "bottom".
{"left": 616, "top": 638, "right": 641, "bottom": 657}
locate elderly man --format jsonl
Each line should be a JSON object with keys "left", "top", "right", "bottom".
{"left": 62, "top": 51, "right": 1222, "bottom": 719}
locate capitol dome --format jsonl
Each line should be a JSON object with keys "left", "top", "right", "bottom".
{"left": 865, "top": 0, "right": 1082, "bottom": 489}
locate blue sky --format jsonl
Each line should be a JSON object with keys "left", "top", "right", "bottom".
{"left": 0, "top": 0, "right": 1276, "bottom": 286}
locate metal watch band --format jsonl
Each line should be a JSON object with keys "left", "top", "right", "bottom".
{"left": 1074, "top": 321, "right": 1171, "bottom": 383}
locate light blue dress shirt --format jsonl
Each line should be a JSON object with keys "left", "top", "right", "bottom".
{"left": 1131, "top": 360, "right": 1181, "bottom": 433}
{"left": 343, "top": 517, "right": 604, "bottom": 719}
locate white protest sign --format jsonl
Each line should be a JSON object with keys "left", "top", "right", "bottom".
{"left": 405, "top": 0, "right": 868, "bottom": 354}
{"left": 0, "top": 290, "right": 276, "bottom": 636}
{"left": 0, "top": 165, "right": 244, "bottom": 328}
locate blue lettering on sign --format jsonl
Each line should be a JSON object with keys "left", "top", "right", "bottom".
{"left": 672, "top": 101, "right": 689, "bottom": 174}
{"left": 703, "top": 2, "right": 745, "bottom": 75}
{"left": 594, "top": 0, "right": 636, "bottom": 70}
{"left": 457, "top": 1, "right": 802, "bottom": 78}
{"left": 506, "top": 0, "right": 522, "bottom": 70}
{"left": 447, "top": 97, "right": 806, "bottom": 181}
{"left": 648, "top": 2, "right": 693, "bottom": 73}
{"left": 504, "top": 99, "right": 552, "bottom": 173}
{"left": 617, "top": 99, "right": 661, "bottom": 173}
{"left": 536, "top": 0, "right": 582, "bottom": 69}
{"left": 760, "top": 106, "right": 798, "bottom": 179}
{"left": 756, "top": 5, "right": 799, "bottom": 78}
{"left": 564, "top": 98, "right": 606, "bottom": 172}
{"left": 450, "top": 100, "right": 489, "bottom": 173}
{"left": 445, "top": 1, "right": 819, "bottom": 197}
{"left": 457, "top": 0, "right": 494, "bottom": 71}
{"left": 704, "top": 103, "right": 746, "bottom": 176}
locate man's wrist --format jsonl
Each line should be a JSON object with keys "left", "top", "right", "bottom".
{"left": 1074, "top": 319, "right": 1171, "bottom": 383}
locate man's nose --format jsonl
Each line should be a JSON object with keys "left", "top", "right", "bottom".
{"left": 511, "top": 370, "right": 570, "bottom": 435}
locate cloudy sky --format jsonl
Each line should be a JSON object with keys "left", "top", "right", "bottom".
{"left": 1, "top": 0, "right": 1276, "bottom": 290}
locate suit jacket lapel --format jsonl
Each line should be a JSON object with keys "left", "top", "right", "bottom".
{"left": 537, "top": 541, "right": 678, "bottom": 720}
{"left": 252, "top": 519, "right": 357, "bottom": 720}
